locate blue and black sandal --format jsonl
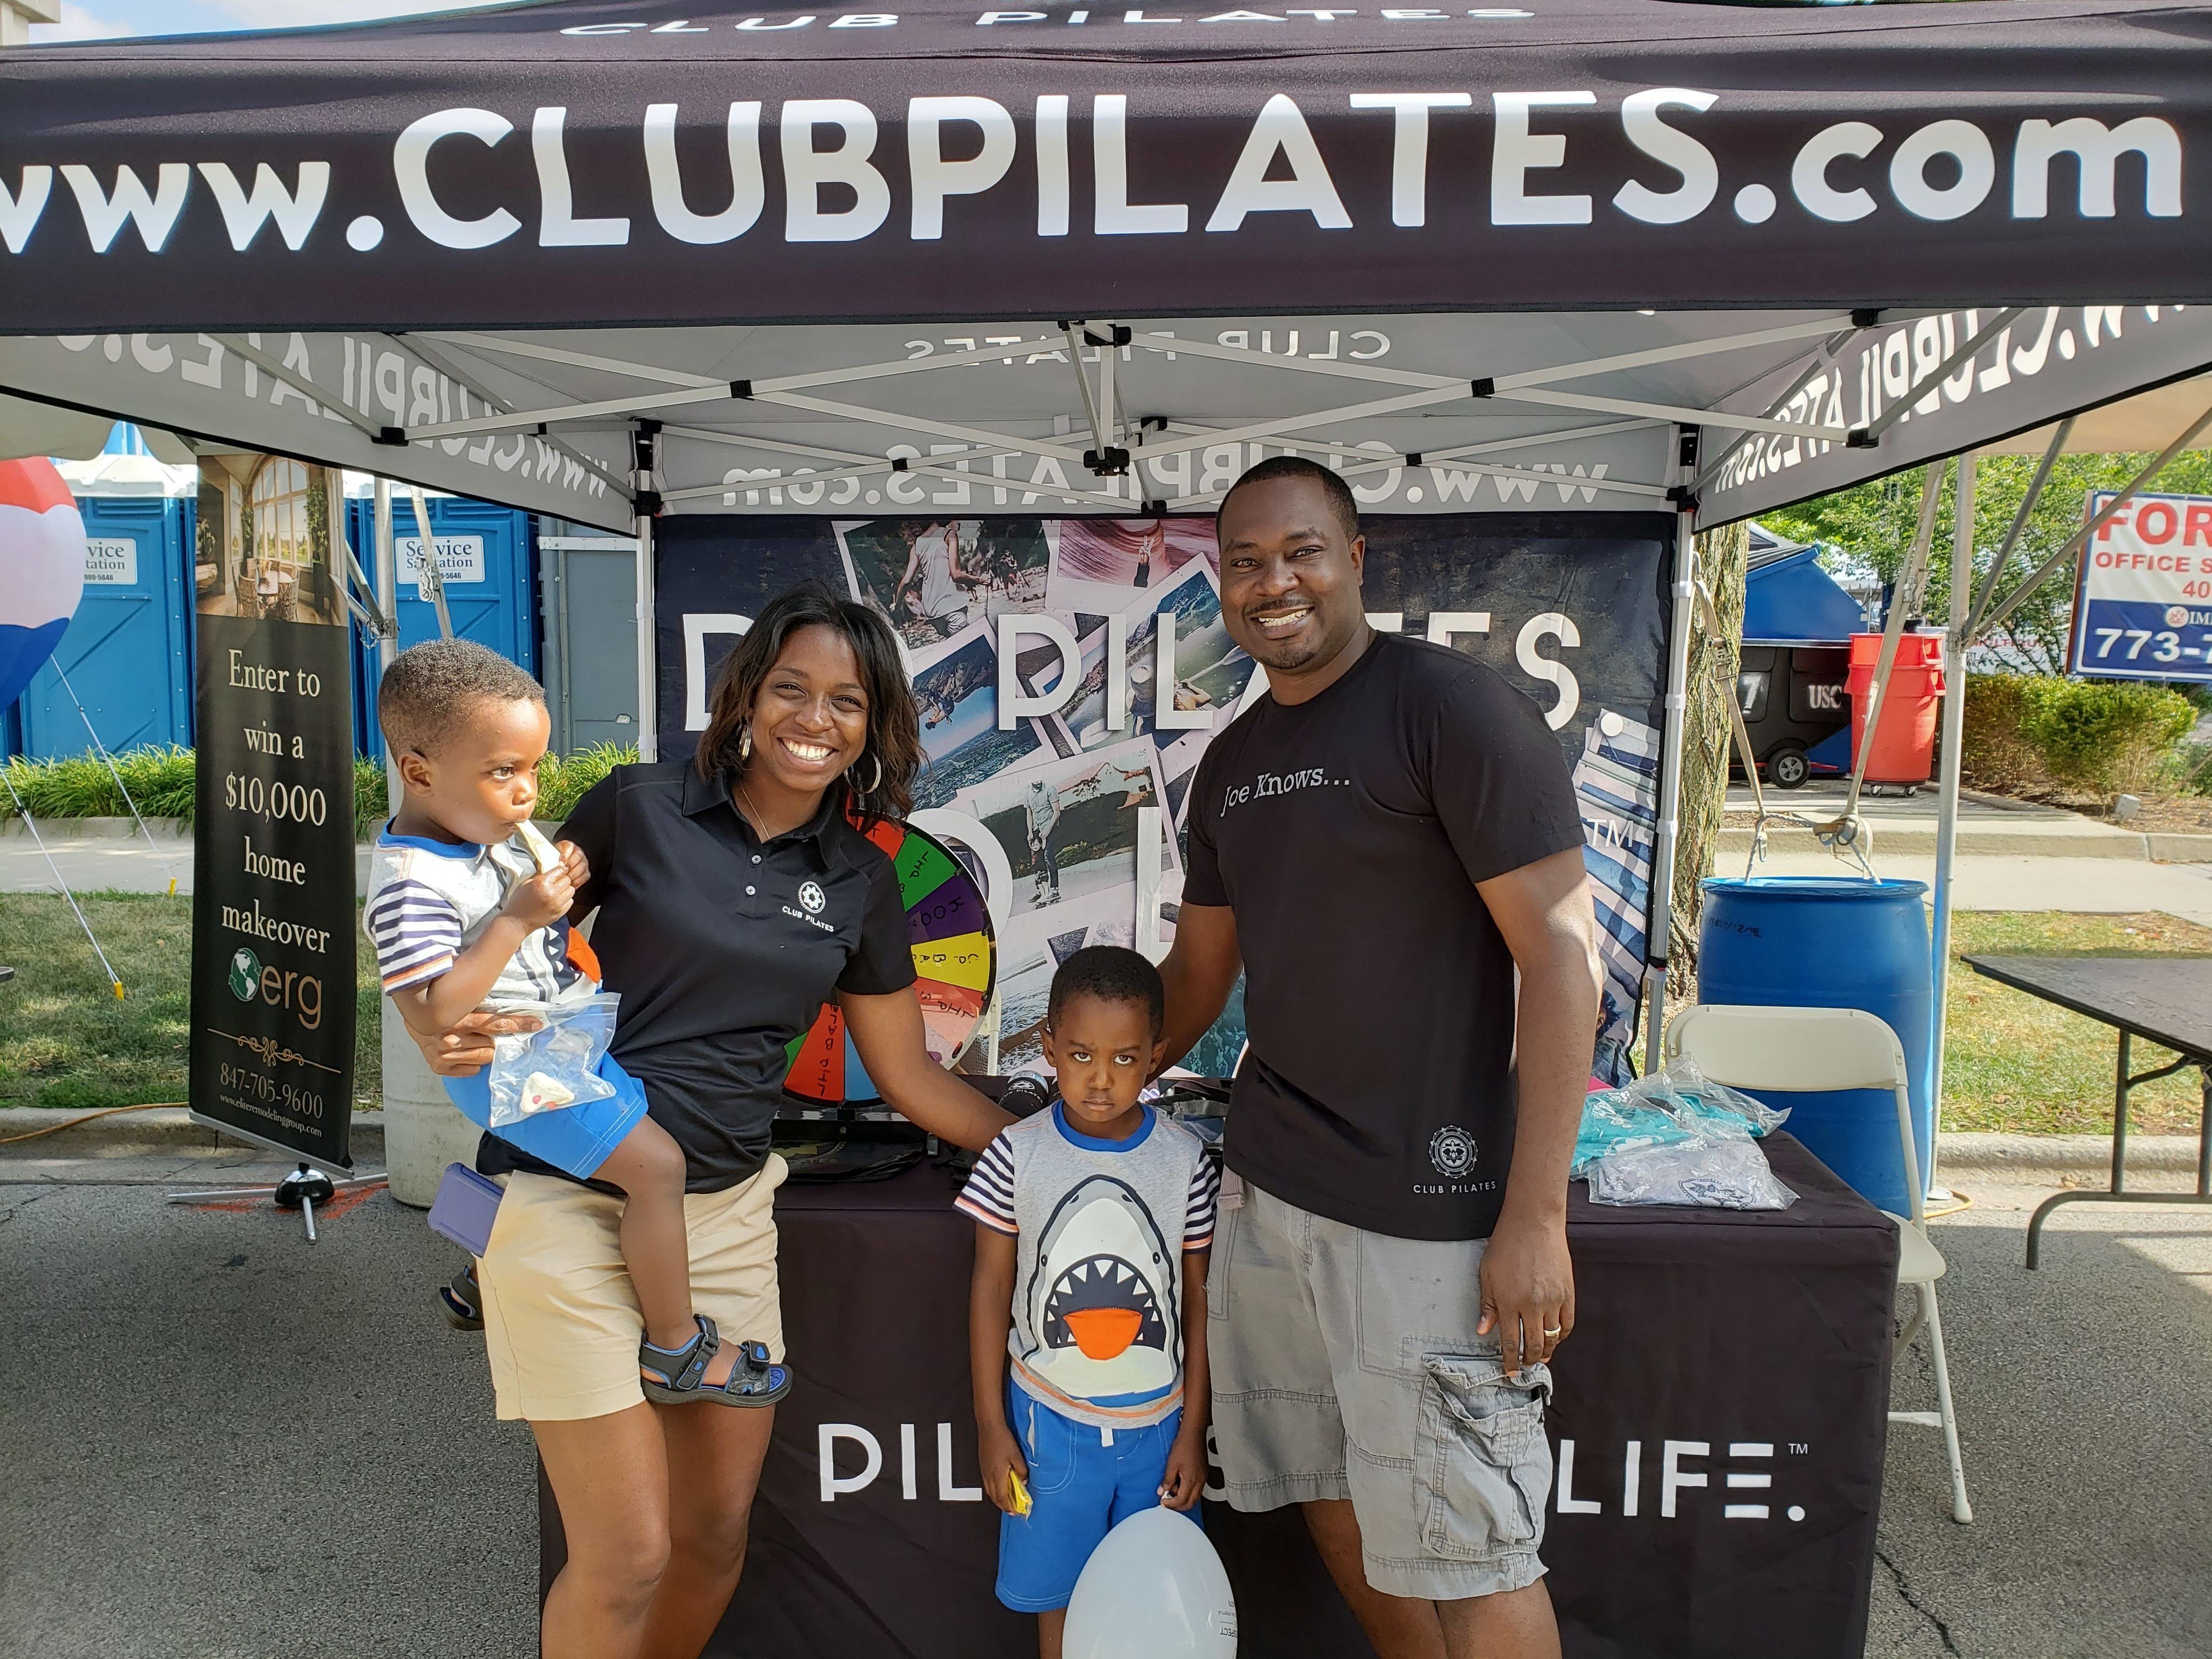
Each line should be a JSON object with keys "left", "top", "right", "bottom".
{"left": 639, "top": 1313, "right": 793, "bottom": 1408}
{"left": 439, "top": 1264, "right": 484, "bottom": 1331}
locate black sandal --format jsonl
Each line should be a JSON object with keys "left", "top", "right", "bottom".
{"left": 438, "top": 1264, "right": 484, "bottom": 1331}
{"left": 639, "top": 1313, "right": 793, "bottom": 1408}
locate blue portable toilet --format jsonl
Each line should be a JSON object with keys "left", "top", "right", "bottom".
{"left": 9, "top": 426, "right": 197, "bottom": 760}
{"left": 1736, "top": 525, "right": 1864, "bottom": 789}
{"left": 347, "top": 490, "right": 539, "bottom": 760}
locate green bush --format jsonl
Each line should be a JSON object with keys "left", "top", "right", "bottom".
{"left": 1959, "top": 676, "right": 2046, "bottom": 792}
{"left": 2021, "top": 678, "right": 2197, "bottom": 797}
{"left": 535, "top": 743, "right": 637, "bottom": 822}
{"left": 3, "top": 746, "right": 196, "bottom": 820}
{"left": 6, "top": 742, "right": 638, "bottom": 834}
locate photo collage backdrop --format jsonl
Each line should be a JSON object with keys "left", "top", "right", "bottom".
{"left": 654, "top": 510, "right": 1672, "bottom": 1085}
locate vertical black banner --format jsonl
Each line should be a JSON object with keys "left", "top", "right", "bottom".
{"left": 188, "top": 456, "right": 356, "bottom": 1171}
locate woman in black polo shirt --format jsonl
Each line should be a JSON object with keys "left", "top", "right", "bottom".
{"left": 422, "top": 583, "right": 1010, "bottom": 1659}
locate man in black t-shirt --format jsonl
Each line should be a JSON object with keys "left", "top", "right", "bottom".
{"left": 1159, "top": 457, "right": 1600, "bottom": 1659}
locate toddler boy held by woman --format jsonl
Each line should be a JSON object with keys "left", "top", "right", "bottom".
{"left": 960, "top": 947, "right": 1218, "bottom": 1658}
{"left": 363, "top": 638, "right": 784, "bottom": 1407}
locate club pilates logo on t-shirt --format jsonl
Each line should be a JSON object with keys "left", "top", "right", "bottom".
{"left": 1416, "top": 1123, "right": 1498, "bottom": 1198}
{"left": 1217, "top": 764, "right": 1352, "bottom": 815}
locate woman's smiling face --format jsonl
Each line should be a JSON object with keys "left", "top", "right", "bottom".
{"left": 747, "top": 623, "right": 871, "bottom": 796}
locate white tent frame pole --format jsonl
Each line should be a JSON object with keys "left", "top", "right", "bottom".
{"left": 213, "top": 334, "right": 383, "bottom": 437}
{"left": 392, "top": 312, "right": 1864, "bottom": 462}
{"left": 401, "top": 334, "right": 634, "bottom": 503}
{"left": 1125, "top": 312, "right": 1859, "bottom": 397}
{"left": 1859, "top": 308, "right": 2025, "bottom": 444}
{"left": 635, "top": 516, "right": 656, "bottom": 764}
{"left": 1975, "top": 401, "right": 2212, "bottom": 642}
{"left": 654, "top": 428, "right": 1139, "bottom": 512}
{"left": 404, "top": 486, "right": 455, "bottom": 640}
{"left": 1966, "top": 417, "right": 2072, "bottom": 635}
{"left": 1641, "top": 426, "right": 1701, "bottom": 1065}
{"left": 373, "top": 477, "right": 403, "bottom": 814}
{"left": 1692, "top": 324, "right": 1865, "bottom": 495}
{"left": 1927, "top": 449, "right": 1977, "bottom": 1198}
{"left": 1839, "top": 462, "right": 1948, "bottom": 827}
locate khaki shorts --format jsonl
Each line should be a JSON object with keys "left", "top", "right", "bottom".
{"left": 1208, "top": 1179, "right": 1552, "bottom": 1602}
{"left": 477, "top": 1158, "right": 787, "bottom": 1423}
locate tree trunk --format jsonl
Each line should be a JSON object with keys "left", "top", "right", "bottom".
{"left": 1667, "top": 520, "right": 1751, "bottom": 1005}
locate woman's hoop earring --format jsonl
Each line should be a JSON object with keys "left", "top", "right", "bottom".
{"left": 857, "top": 752, "right": 884, "bottom": 797}
{"left": 738, "top": 726, "right": 752, "bottom": 763}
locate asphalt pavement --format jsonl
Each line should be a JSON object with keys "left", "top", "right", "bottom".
{"left": 2, "top": 1141, "right": 2207, "bottom": 1657}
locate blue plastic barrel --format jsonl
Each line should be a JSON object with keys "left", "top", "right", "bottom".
{"left": 1696, "top": 877, "right": 1933, "bottom": 1215}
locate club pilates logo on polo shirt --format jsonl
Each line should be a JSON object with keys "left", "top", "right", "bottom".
{"left": 783, "top": 879, "right": 836, "bottom": 933}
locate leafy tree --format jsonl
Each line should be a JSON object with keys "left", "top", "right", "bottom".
{"left": 1765, "top": 449, "right": 2212, "bottom": 675}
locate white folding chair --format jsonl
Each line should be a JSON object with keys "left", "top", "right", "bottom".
{"left": 1664, "top": 1004, "right": 1973, "bottom": 1525}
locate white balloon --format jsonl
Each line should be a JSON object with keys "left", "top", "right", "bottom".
{"left": 1064, "top": 1504, "right": 1237, "bottom": 1659}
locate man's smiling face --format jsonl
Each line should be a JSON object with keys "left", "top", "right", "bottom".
{"left": 1215, "top": 473, "right": 1368, "bottom": 678}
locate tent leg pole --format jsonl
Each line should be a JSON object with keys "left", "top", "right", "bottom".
{"left": 1928, "top": 452, "right": 1976, "bottom": 1200}
{"left": 634, "top": 515, "right": 657, "bottom": 763}
{"left": 1643, "top": 493, "right": 1699, "bottom": 1066}
{"left": 373, "top": 478, "right": 402, "bottom": 811}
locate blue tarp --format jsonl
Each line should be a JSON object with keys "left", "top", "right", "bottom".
{"left": 1743, "top": 538, "right": 1864, "bottom": 646}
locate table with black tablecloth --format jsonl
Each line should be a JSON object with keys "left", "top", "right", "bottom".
{"left": 542, "top": 1133, "right": 1898, "bottom": 1659}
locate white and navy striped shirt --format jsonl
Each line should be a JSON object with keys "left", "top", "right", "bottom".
{"left": 362, "top": 825, "right": 595, "bottom": 1011}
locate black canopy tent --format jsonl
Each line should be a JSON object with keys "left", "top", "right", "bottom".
{"left": 7, "top": 5, "right": 2212, "bottom": 1652}
{"left": 3, "top": 0, "right": 2209, "bottom": 1045}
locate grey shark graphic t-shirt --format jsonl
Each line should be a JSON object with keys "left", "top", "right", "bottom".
{"left": 958, "top": 1105, "right": 1218, "bottom": 1431}
{"left": 1182, "top": 632, "right": 1584, "bottom": 1242}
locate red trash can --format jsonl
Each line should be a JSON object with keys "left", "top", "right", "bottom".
{"left": 1846, "top": 631, "right": 1945, "bottom": 784}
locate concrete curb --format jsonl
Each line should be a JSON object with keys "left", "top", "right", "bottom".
{"left": 0, "top": 1105, "right": 384, "bottom": 1156}
{"left": 4, "top": 1109, "right": 2194, "bottom": 1177}
{"left": 0, "top": 816, "right": 192, "bottom": 840}
{"left": 1936, "top": 1131, "right": 2201, "bottom": 1175}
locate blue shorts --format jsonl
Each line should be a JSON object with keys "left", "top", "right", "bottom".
{"left": 996, "top": 1383, "right": 1201, "bottom": 1613}
{"left": 442, "top": 1052, "right": 650, "bottom": 1182}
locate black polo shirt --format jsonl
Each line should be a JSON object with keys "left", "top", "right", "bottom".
{"left": 1183, "top": 634, "right": 1585, "bottom": 1242}
{"left": 474, "top": 761, "right": 916, "bottom": 1193}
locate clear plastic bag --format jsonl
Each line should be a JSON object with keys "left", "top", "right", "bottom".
{"left": 1585, "top": 1138, "right": 1798, "bottom": 1211}
{"left": 487, "top": 993, "right": 620, "bottom": 1130}
{"left": 1573, "top": 1058, "right": 1788, "bottom": 1176}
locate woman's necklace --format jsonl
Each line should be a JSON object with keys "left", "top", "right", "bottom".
{"left": 735, "top": 775, "right": 769, "bottom": 840}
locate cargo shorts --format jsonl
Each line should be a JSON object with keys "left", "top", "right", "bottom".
{"left": 1207, "top": 1178, "right": 1553, "bottom": 1602}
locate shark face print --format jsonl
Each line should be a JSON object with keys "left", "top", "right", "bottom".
{"left": 1020, "top": 1175, "right": 1180, "bottom": 1403}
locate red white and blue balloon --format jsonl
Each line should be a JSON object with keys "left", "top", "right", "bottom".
{"left": 0, "top": 458, "right": 85, "bottom": 712}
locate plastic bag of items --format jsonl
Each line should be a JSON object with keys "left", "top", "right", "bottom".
{"left": 487, "top": 993, "right": 621, "bottom": 1130}
{"left": 1576, "top": 1059, "right": 1797, "bottom": 1210}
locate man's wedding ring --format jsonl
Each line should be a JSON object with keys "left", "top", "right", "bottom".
{"left": 1541, "top": 1325, "right": 1563, "bottom": 1338}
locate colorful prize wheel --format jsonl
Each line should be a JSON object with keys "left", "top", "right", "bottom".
{"left": 781, "top": 817, "right": 996, "bottom": 1108}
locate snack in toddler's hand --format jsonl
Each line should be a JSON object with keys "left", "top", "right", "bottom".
{"left": 517, "top": 819, "right": 561, "bottom": 875}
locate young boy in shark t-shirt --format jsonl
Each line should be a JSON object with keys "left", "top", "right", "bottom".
{"left": 959, "top": 947, "right": 1217, "bottom": 1655}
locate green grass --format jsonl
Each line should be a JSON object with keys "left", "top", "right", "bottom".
{"left": 4, "top": 895, "right": 2201, "bottom": 1136}
{"left": 0, "top": 893, "right": 381, "bottom": 1112}
{"left": 1941, "top": 911, "right": 2210, "bottom": 1136}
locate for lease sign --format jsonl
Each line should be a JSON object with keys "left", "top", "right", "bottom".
{"left": 2070, "top": 491, "right": 2212, "bottom": 683}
